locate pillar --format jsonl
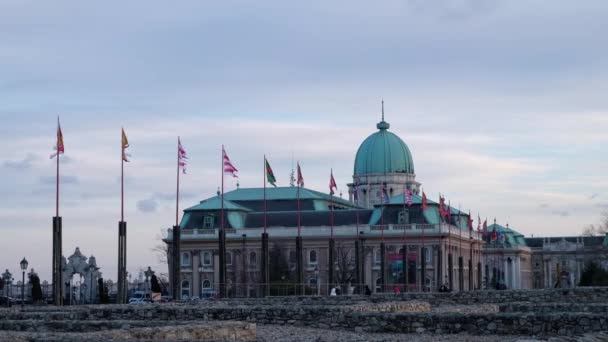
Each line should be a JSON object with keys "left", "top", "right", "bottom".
{"left": 420, "top": 246, "right": 426, "bottom": 292}
{"left": 52, "top": 216, "right": 63, "bottom": 305}
{"left": 296, "top": 236, "right": 304, "bottom": 295}
{"left": 261, "top": 232, "right": 269, "bottom": 297}
{"left": 192, "top": 251, "right": 200, "bottom": 298}
{"left": 328, "top": 238, "right": 335, "bottom": 288}
{"left": 171, "top": 225, "right": 180, "bottom": 301}
{"left": 355, "top": 240, "right": 361, "bottom": 294}
{"left": 118, "top": 221, "right": 127, "bottom": 304}
{"left": 402, "top": 244, "right": 408, "bottom": 292}
{"left": 218, "top": 229, "right": 226, "bottom": 297}
{"left": 380, "top": 242, "right": 386, "bottom": 293}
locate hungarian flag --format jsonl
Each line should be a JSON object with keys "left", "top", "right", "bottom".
{"left": 222, "top": 147, "right": 238, "bottom": 177}
{"left": 178, "top": 137, "right": 188, "bottom": 174}
{"left": 404, "top": 187, "right": 413, "bottom": 207}
{"left": 122, "top": 128, "right": 130, "bottom": 162}
{"left": 329, "top": 169, "right": 337, "bottom": 195}
{"left": 265, "top": 157, "right": 277, "bottom": 187}
{"left": 445, "top": 201, "right": 451, "bottom": 223}
{"left": 421, "top": 191, "right": 428, "bottom": 211}
{"left": 296, "top": 162, "right": 304, "bottom": 187}
{"left": 50, "top": 118, "right": 64, "bottom": 159}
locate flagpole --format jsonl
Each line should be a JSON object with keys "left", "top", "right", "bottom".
{"left": 120, "top": 128, "right": 127, "bottom": 223}
{"left": 297, "top": 179, "right": 301, "bottom": 237}
{"left": 56, "top": 136, "right": 60, "bottom": 218}
{"left": 264, "top": 155, "right": 267, "bottom": 234}
{"left": 421, "top": 190, "right": 425, "bottom": 292}
{"left": 175, "top": 138, "right": 180, "bottom": 226}
{"left": 330, "top": 169, "right": 334, "bottom": 240}
{"left": 221, "top": 146, "right": 224, "bottom": 229}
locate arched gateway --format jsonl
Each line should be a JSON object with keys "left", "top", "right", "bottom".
{"left": 61, "top": 247, "right": 102, "bottom": 304}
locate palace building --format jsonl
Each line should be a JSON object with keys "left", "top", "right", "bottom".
{"left": 165, "top": 113, "right": 608, "bottom": 298}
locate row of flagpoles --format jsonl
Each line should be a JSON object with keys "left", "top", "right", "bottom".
{"left": 51, "top": 118, "right": 508, "bottom": 241}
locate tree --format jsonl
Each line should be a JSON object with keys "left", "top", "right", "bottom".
{"left": 579, "top": 261, "right": 608, "bottom": 286}
{"left": 150, "top": 274, "right": 162, "bottom": 293}
{"left": 98, "top": 278, "right": 110, "bottom": 304}
{"left": 335, "top": 242, "right": 355, "bottom": 288}
{"left": 582, "top": 210, "right": 608, "bottom": 236}
{"left": 151, "top": 228, "right": 170, "bottom": 264}
{"left": 269, "top": 242, "right": 290, "bottom": 282}
{"left": 29, "top": 273, "right": 43, "bottom": 303}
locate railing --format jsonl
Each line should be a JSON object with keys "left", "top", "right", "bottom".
{"left": 175, "top": 225, "right": 483, "bottom": 241}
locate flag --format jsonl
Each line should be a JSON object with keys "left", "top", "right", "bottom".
{"left": 178, "top": 138, "right": 188, "bottom": 174}
{"left": 296, "top": 162, "right": 304, "bottom": 187}
{"left": 477, "top": 214, "right": 481, "bottom": 233}
{"left": 265, "top": 157, "right": 277, "bottom": 187}
{"left": 405, "top": 187, "right": 413, "bottom": 207}
{"left": 422, "top": 191, "right": 428, "bottom": 211}
{"left": 445, "top": 202, "right": 451, "bottom": 224}
{"left": 223, "top": 147, "right": 238, "bottom": 177}
{"left": 497, "top": 229, "right": 503, "bottom": 244}
{"left": 122, "top": 128, "right": 130, "bottom": 162}
{"left": 50, "top": 118, "right": 64, "bottom": 159}
{"left": 483, "top": 218, "right": 488, "bottom": 235}
{"left": 381, "top": 182, "right": 389, "bottom": 203}
{"left": 329, "top": 170, "right": 337, "bottom": 195}
{"left": 491, "top": 223, "right": 498, "bottom": 241}
{"left": 439, "top": 195, "right": 447, "bottom": 218}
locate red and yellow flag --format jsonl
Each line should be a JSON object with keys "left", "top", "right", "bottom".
{"left": 122, "top": 128, "right": 130, "bottom": 162}
{"left": 50, "top": 117, "right": 64, "bottom": 159}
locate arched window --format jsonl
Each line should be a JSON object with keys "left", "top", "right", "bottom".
{"left": 309, "top": 250, "right": 317, "bottom": 265}
{"left": 201, "top": 251, "right": 212, "bottom": 266}
{"left": 181, "top": 252, "right": 191, "bottom": 267}
{"left": 374, "top": 248, "right": 381, "bottom": 265}
{"left": 181, "top": 280, "right": 190, "bottom": 299}
{"left": 249, "top": 251, "right": 257, "bottom": 266}
{"left": 226, "top": 251, "right": 232, "bottom": 266}
{"left": 202, "top": 279, "right": 211, "bottom": 289}
{"left": 375, "top": 277, "right": 382, "bottom": 293}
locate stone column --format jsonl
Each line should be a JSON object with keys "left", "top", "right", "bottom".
{"left": 192, "top": 251, "right": 200, "bottom": 298}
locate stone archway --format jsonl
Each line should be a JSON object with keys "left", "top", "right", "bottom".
{"left": 62, "top": 247, "right": 102, "bottom": 304}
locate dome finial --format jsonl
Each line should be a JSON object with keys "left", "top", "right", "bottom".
{"left": 376, "top": 99, "right": 390, "bottom": 130}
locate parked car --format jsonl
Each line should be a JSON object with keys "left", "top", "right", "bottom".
{"left": 0, "top": 296, "right": 14, "bottom": 307}
{"left": 128, "top": 291, "right": 151, "bottom": 304}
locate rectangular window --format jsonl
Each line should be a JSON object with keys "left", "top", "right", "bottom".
{"left": 201, "top": 251, "right": 212, "bottom": 266}
{"left": 375, "top": 248, "right": 381, "bottom": 265}
{"left": 181, "top": 252, "right": 191, "bottom": 267}
{"left": 398, "top": 210, "right": 409, "bottom": 224}
{"left": 203, "top": 216, "right": 214, "bottom": 229}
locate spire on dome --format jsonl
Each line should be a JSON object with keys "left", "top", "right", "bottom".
{"left": 377, "top": 99, "right": 390, "bottom": 130}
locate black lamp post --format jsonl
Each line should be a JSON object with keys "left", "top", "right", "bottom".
{"left": 20, "top": 257, "right": 28, "bottom": 309}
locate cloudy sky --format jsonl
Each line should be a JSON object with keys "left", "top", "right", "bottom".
{"left": 1, "top": 0, "right": 607, "bottom": 282}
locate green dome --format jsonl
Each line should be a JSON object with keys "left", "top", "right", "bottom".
{"left": 354, "top": 119, "right": 415, "bottom": 175}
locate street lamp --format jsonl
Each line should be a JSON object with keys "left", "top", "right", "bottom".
{"left": 20, "top": 257, "right": 28, "bottom": 309}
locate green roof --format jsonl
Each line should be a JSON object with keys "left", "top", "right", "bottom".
{"left": 488, "top": 223, "right": 527, "bottom": 246}
{"left": 354, "top": 119, "right": 415, "bottom": 176}
{"left": 223, "top": 186, "right": 356, "bottom": 208}
{"left": 185, "top": 196, "right": 251, "bottom": 212}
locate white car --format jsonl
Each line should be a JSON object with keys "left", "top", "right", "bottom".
{"left": 128, "top": 291, "right": 150, "bottom": 304}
